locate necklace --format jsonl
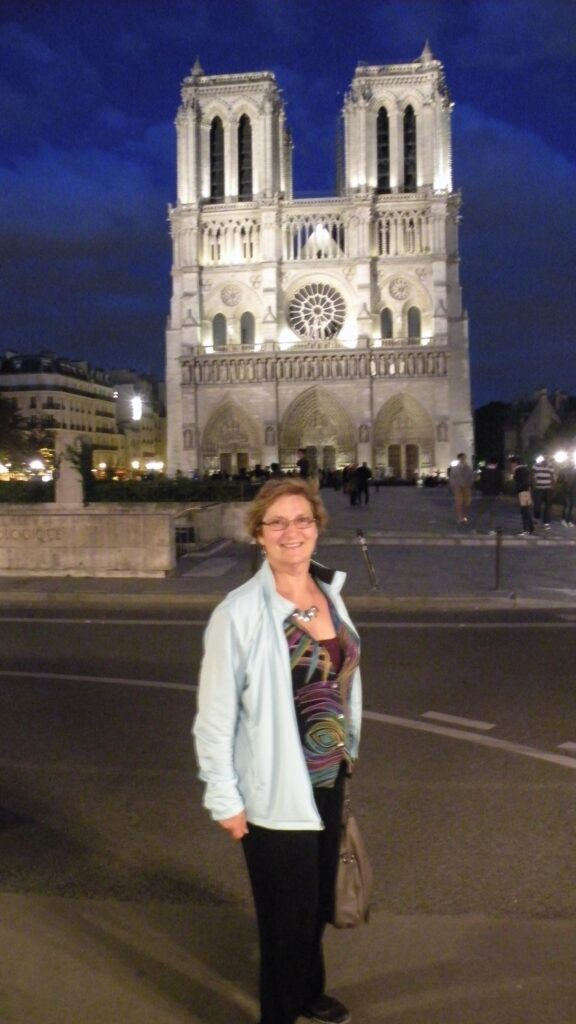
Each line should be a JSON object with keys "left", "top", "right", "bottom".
{"left": 291, "top": 605, "right": 319, "bottom": 623}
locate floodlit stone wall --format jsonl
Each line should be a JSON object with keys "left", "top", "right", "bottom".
{"left": 0, "top": 506, "right": 175, "bottom": 577}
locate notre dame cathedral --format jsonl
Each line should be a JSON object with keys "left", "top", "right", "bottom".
{"left": 165, "top": 44, "right": 473, "bottom": 478}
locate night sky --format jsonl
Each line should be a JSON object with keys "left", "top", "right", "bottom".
{"left": 1, "top": 0, "right": 574, "bottom": 409}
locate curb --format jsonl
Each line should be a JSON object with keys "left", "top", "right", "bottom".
{"left": 0, "top": 590, "right": 574, "bottom": 614}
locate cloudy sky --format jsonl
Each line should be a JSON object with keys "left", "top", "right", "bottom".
{"left": 1, "top": 0, "right": 574, "bottom": 408}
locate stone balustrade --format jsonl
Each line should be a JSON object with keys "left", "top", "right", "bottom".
{"left": 181, "top": 343, "right": 448, "bottom": 386}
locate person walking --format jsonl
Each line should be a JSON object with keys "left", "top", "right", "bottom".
{"left": 449, "top": 452, "right": 476, "bottom": 524}
{"left": 296, "top": 447, "right": 310, "bottom": 480}
{"left": 532, "top": 457, "right": 554, "bottom": 529}
{"left": 344, "top": 464, "right": 358, "bottom": 506}
{"left": 472, "top": 457, "right": 502, "bottom": 534}
{"left": 559, "top": 461, "right": 576, "bottom": 527}
{"left": 354, "top": 462, "right": 372, "bottom": 505}
{"left": 509, "top": 457, "right": 535, "bottom": 535}
{"left": 193, "top": 478, "right": 362, "bottom": 1024}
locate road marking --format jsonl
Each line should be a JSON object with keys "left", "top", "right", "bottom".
{"left": 355, "top": 621, "right": 576, "bottom": 629}
{"left": 2, "top": 670, "right": 576, "bottom": 773}
{"left": 421, "top": 710, "right": 495, "bottom": 731}
{"left": 0, "top": 670, "right": 194, "bottom": 692}
{"left": 363, "top": 710, "right": 576, "bottom": 772}
{"left": 558, "top": 742, "right": 576, "bottom": 753}
{"left": 0, "top": 616, "right": 200, "bottom": 626}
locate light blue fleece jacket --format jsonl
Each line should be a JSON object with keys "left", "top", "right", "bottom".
{"left": 193, "top": 557, "right": 362, "bottom": 830}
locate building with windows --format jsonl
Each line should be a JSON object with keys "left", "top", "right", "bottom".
{"left": 0, "top": 353, "right": 166, "bottom": 476}
{"left": 108, "top": 370, "right": 167, "bottom": 476}
{"left": 165, "top": 45, "right": 473, "bottom": 478}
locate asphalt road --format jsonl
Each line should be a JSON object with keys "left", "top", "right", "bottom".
{"left": 1, "top": 606, "right": 575, "bottom": 1023}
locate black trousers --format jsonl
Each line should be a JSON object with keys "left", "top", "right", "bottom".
{"left": 357, "top": 482, "right": 369, "bottom": 504}
{"left": 533, "top": 488, "right": 552, "bottom": 524}
{"left": 242, "top": 767, "right": 345, "bottom": 1024}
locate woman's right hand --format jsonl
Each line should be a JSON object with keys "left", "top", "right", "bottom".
{"left": 218, "top": 811, "right": 248, "bottom": 840}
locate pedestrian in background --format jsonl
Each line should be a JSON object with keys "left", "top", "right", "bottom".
{"left": 559, "top": 461, "right": 576, "bottom": 527}
{"left": 297, "top": 447, "right": 310, "bottom": 480}
{"left": 532, "top": 457, "right": 554, "bottom": 529}
{"left": 509, "top": 457, "right": 534, "bottom": 536}
{"left": 343, "top": 464, "right": 358, "bottom": 506}
{"left": 472, "top": 457, "right": 502, "bottom": 534}
{"left": 449, "top": 452, "right": 475, "bottom": 524}
{"left": 355, "top": 462, "right": 372, "bottom": 505}
{"left": 193, "top": 478, "right": 362, "bottom": 1024}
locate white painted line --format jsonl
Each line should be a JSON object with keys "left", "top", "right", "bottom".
{"left": 364, "top": 710, "right": 576, "bottom": 772}
{"left": 0, "top": 670, "right": 195, "bottom": 693}
{"left": 3, "top": 670, "right": 576, "bottom": 774}
{"left": 421, "top": 710, "right": 495, "bottom": 731}
{"left": 355, "top": 621, "right": 576, "bottom": 629}
{"left": 558, "top": 742, "right": 576, "bottom": 754}
{"left": 0, "top": 616, "right": 204, "bottom": 626}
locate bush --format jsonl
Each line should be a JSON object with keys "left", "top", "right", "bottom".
{"left": 0, "top": 480, "right": 54, "bottom": 503}
{"left": 88, "top": 477, "right": 260, "bottom": 503}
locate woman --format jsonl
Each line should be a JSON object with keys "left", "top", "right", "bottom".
{"left": 193, "top": 478, "right": 362, "bottom": 1024}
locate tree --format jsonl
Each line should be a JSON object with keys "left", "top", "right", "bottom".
{"left": 0, "top": 395, "right": 26, "bottom": 464}
{"left": 0, "top": 397, "right": 57, "bottom": 471}
{"left": 543, "top": 398, "right": 576, "bottom": 451}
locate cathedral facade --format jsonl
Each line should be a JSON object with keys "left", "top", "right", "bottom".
{"left": 165, "top": 45, "right": 473, "bottom": 478}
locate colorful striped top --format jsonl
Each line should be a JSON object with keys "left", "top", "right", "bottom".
{"left": 284, "top": 602, "right": 360, "bottom": 788}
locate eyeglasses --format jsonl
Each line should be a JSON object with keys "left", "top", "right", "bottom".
{"left": 260, "top": 515, "right": 317, "bottom": 532}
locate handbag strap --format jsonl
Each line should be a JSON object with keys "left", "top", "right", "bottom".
{"left": 341, "top": 774, "right": 353, "bottom": 824}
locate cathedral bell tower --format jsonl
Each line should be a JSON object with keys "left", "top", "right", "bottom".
{"left": 165, "top": 48, "right": 473, "bottom": 479}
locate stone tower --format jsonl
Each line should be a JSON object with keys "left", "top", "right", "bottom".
{"left": 165, "top": 46, "right": 473, "bottom": 478}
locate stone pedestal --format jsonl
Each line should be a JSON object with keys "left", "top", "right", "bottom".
{"left": 54, "top": 435, "right": 84, "bottom": 505}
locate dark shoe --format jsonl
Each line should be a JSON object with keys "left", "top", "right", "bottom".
{"left": 302, "top": 994, "right": 351, "bottom": 1024}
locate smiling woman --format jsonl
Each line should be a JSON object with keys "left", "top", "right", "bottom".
{"left": 193, "top": 477, "right": 362, "bottom": 1024}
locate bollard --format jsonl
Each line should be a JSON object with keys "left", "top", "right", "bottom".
{"left": 494, "top": 527, "right": 504, "bottom": 590}
{"left": 357, "top": 529, "right": 379, "bottom": 590}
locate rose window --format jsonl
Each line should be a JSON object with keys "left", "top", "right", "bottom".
{"left": 288, "top": 283, "right": 346, "bottom": 340}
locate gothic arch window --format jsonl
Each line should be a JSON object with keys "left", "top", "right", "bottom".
{"left": 238, "top": 115, "right": 253, "bottom": 201}
{"left": 403, "top": 106, "right": 417, "bottom": 192}
{"left": 380, "top": 307, "right": 393, "bottom": 341}
{"left": 378, "top": 217, "right": 392, "bottom": 255}
{"left": 376, "top": 107, "right": 390, "bottom": 194}
{"left": 210, "top": 117, "right": 224, "bottom": 202}
{"left": 240, "top": 311, "right": 255, "bottom": 348}
{"left": 210, "top": 227, "right": 222, "bottom": 262}
{"left": 240, "top": 225, "right": 254, "bottom": 259}
{"left": 212, "top": 312, "right": 227, "bottom": 349}
{"left": 407, "top": 306, "right": 421, "bottom": 343}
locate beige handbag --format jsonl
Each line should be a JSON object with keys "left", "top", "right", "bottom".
{"left": 331, "top": 778, "right": 373, "bottom": 929}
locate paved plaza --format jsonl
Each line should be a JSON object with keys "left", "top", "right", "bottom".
{"left": 0, "top": 484, "right": 575, "bottom": 609}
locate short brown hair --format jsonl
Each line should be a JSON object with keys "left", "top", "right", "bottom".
{"left": 246, "top": 478, "right": 328, "bottom": 540}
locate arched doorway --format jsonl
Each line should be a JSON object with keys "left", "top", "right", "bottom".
{"left": 280, "top": 387, "right": 356, "bottom": 470}
{"left": 201, "top": 398, "right": 262, "bottom": 475}
{"left": 374, "top": 393, "right": 435, "bottom": 479}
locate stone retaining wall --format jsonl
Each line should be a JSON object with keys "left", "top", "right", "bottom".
{"left": 0, "top": 505, "right": 175, "bottom": 577}
{"left": 0, "top": 501, "right": 254, "bottom": 577}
